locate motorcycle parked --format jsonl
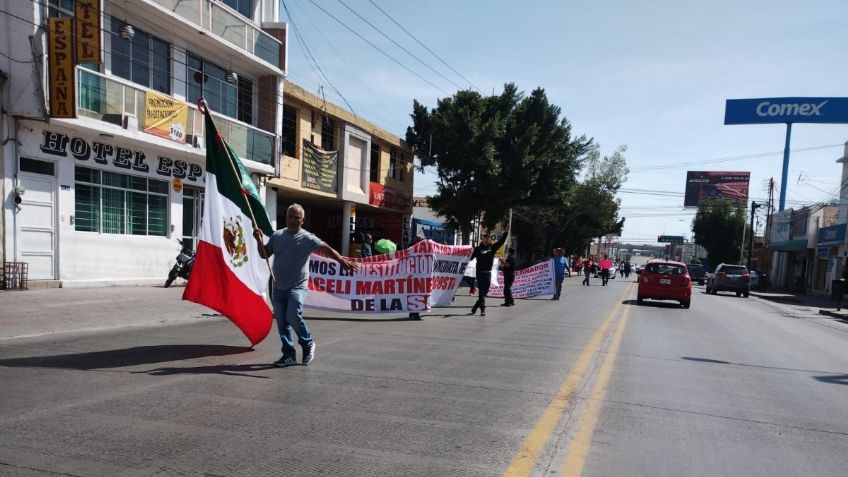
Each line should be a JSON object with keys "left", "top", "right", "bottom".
{"left": 164, "top": 239, "right": 196, "bottom": 288}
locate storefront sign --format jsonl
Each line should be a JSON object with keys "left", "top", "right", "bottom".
{"left": 305, "top": 240, "right": 473, "bottom": 313}
{"left": 369, "top": 183, "right": 412, "bottom": 212}
{"left": 47, "top": 18, "right": 76, "bottom": 118}
{"left": 38, "top": 129, "right": 203, "bottom": 181}
{"left": 817, "top": 224, "right": 846, "bottom": 246}
{"left": 75, "top": 0, "right": 101, "bottom": 63}
{"left": 725, "top": 98, "right": 848, "bottom": 125}
{"left": 144, "top": 90, "right": 188, "bottom": 144}
{"left": 302, "top": 140, "right": 337, "bottom": 193}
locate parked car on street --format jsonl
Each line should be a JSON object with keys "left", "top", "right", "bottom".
{"left": 636, "top": 259, "right": 693, "bottom": 308}
{"left": 706, "top": 263, "right": 750, "bottom": 297}
{"left": 686, "top": 263, "right": 707, "bottom": 285}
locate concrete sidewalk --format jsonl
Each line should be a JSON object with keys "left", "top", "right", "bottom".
{"left": 750, "top": 290, "right": 848, "bottom": 320}
{"left": 0, "top": 285, "right": 221, "bottom": 341}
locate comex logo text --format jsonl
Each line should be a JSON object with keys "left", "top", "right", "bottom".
{"left": 756, "top": 100, "right": 828, "bottom": 117}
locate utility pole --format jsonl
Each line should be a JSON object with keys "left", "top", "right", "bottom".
{"left": 748, "top": 202, "right": 760, "bottom": 269}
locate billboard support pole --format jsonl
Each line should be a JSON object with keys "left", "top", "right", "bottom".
{"left": 779, "top": 122, "right": 792, "bottom": 212}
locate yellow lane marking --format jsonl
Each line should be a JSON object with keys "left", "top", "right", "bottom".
{"left": 503, "top": 283, "right": 634, "bottom": 477}
{"left": 560, "top": 297, "right": 631, "bottom": 477}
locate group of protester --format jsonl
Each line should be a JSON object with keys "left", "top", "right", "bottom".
{"left": 252, "top": 203, "right": 627, "bottom": 368}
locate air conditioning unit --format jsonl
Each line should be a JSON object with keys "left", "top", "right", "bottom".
{"left": 122, "top": 114, "right": 137, "bottom": 130}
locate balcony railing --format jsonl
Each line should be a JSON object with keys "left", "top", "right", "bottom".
{"left": 77, "top": 68, "right": 275, "bottom": 166}
{"left": 149, "top": 0, "right": 281, "bottom": 68}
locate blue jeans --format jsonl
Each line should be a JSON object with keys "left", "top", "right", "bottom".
{"left": 272, "top": 287, "right": 312, "bottom": 359}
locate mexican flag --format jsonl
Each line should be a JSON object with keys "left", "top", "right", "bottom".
{"left": 183, "top": 106, "right": 274, "bottom": 346}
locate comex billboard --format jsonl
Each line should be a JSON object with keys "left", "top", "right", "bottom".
{"left": 684, "top": 171, "right": 750, "bottom": 207}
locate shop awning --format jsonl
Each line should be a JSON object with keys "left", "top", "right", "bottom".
{"left": 771, "top": 239, "right": 808, "bottom": 251}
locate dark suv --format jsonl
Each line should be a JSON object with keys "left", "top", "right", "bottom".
{"left": 686, "top": 264, "right": 707, "bottom": 285}
{"left": 706, "top": 263, "right": 750, "bottom": 297}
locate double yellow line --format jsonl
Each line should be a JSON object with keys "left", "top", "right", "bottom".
{"left": 504, "top": 283, "right": 633, "bottom": 477}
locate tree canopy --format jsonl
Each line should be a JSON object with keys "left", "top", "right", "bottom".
{"left": 691, "top": 198, "right": 746, "bottom": 267}
{"left": 406, "top": 84, "right": 592, "bottom": 242}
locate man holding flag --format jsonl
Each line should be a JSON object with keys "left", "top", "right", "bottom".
{"left": 255, "top": 204, "right": 357, "bottom": 367}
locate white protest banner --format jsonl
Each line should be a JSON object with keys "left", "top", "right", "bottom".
{"left": 489, "top": 259, "right": 556, "bottom": 299}
{"left": 304, "top": 240, "right": 473, "bottom": 313}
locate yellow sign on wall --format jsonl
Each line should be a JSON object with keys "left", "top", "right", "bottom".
{"left": 75, "top": 0, "right": 101, "bottom": 63}
{"left": 144, "top": 90, "right": 188, "bottom": 144}
{"left": 47, "top": 18, "right": 76, "bottom": 118}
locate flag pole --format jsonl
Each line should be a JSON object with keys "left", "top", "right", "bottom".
{"left": 199, "top": 99, "right": 276, "bottom": 283}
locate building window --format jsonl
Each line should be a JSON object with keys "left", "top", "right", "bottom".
{"left": 237, "top": 76, "right": 253, "bottom": 124}
{"left": 222, "top": 0, "right": 253, "bottom": 19}
{"left": 321, "top": 116, "right": 336, "bottom": 151}
{"left": 110, "top": 19, "right": 170, "bottom": 94}
{"left": 74, "top": 167, "right": 169, "bottom": 236}
{"left": 282, "top": 106, "right": 297, "bottom": 157}
{"left": 400, "top": 152, "right": 406, "bottom": 181}
{"left": 370, "top": 144, "right": 380, "bottom": 182}
{"left": 47, "top": 0, "right": 73, "bottom": 17}
{"left": 187, "top": 53, "right": 241, "bottom": 120}
{"left": 389, "top": 148, "right": 399, "bottom": 179}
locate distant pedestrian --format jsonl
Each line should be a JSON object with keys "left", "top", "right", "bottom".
{"left": 255, "top": 203, "right": 358, "bottom": 367}
{"left": 361, "top": 233, "right": 373, "bottom": 257}
{"left": 469, "top": 224, "right": 510, "bottom": 316}
{"left": 501, "top": 247, "right": 516, "bottom": 307}
{"left": 599, "top": 254, "right": 613, "bottom": 286}
{"left": 582, "top": 258, "right": 593, "bottom": 286}
{"left": 552, "top": 248, "right": 567, "bottom": 300}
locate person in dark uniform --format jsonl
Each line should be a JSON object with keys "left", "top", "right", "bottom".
{"left": 469, "top": 224, "right": 510, "bottom": 317}
{"left": 501, "top": 247, "right": 516, "bottom": 307}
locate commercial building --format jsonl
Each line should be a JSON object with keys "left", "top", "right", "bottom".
{"left": 273, "top": 80, "right": 414, "bottom": 257}
{"left": 2, "top": 0, "right": 286, "bottom": 286}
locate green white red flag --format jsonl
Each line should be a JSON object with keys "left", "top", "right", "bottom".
{"left": 183, "top": 104, "right": 274, "bottom": 346}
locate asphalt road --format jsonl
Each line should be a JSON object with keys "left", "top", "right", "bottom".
{"left": 0, "top": 278, "right": 846, "bottom": 476}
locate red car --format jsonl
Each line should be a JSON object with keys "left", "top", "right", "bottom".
{"left": 636, "top": 259, "right": 692, "bottom": 308}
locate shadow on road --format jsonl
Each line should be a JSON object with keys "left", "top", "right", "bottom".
{"left": 138, "top": 363, "right": 276, "bottom": 378}
{"left": 0, "top": 344, "right": 251, "bottom": 370}
{"left": 308, "top": 315, "right": 419, "bottom": 322}
{"left": 814, "top": 374, "right": 848, "bottom": 385}
{"left": 621, "top": 299, "right": 683, "bottom": 309}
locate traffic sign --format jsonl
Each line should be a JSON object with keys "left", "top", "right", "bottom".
{"left": 657, "top": 235, "right": 684, "bottom": 244}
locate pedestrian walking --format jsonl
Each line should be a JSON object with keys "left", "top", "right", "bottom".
{"left": 552, "top": 248, "right": 567, "bottom": 300}
{"left": 599, "top": 254, "right": 613, "bottom": 286}
{"left": 361, "top": 233, "right": 373, "bottom": 257}
{"left": 582, "top": 257, "right": 593, "bottom": 286}
{"left": 255, "top": 203, "right": 358, "bottom": 367}
{"left": 501, "top": 247, "right": 516, "bottom": 307}
{"left": 469, "top": 225, "right": 510, "bottom": 316}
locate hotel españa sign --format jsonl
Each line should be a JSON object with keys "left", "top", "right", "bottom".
{"left": 725, "top": 98, "right": 848, "bottom": 125}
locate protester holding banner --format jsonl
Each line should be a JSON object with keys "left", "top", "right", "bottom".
{"left": 255, "top": 203, "right": 357, "bottom": 367}
{"left": 469, "top": 224, "right": 510, "bottom": 316}
{"left": 552, "top": 248, "right": 567, "bottom": 300}
{"left": 500, "top": 247, "right": 516, "bottom": 307}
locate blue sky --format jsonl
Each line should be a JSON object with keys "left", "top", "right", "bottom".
{"left": 281, "top": 0, "right": 848, "bottom": 245}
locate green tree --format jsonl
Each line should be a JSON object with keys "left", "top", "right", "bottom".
{"left": 406, "top": 84, "right": 591, "bottom": 243}
{"left": 518, "top": 144, "right": 628, "bottom": 254}
{"left": 691, "top": 198, "right": 746, "bottom": 266}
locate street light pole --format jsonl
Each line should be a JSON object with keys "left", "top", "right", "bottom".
{"left": 747, "top": 201, "right": 760, "bottom": 269}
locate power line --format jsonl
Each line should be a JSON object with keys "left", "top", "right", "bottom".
{"left": 301, "top": 0, "right": 452, "bottom": 96}
{"left": 367, "top": 0, "right": 479, "bottom": 92}
{"left": 335, "top": 0, "right": 465, "bottom": 91}
{"left": 629, "top": 144, "right": 843, "bottom": 172}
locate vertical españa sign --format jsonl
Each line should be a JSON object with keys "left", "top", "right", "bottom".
{"left": 47, "top": 18, "right": 76, "bottom": 118}
{"left": 75, "top": 0, "right": 102, "bottom": 63}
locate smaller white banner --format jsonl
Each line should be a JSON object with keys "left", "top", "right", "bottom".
{"left": 488, "top": 259, "right": 556, "bottom": 298}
